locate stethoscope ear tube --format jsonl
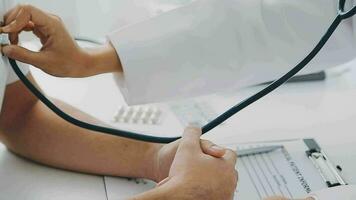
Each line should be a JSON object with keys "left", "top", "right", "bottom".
{"left": 339, "top": 0, "right": 347, "bottom": 12}
{"left": 9, "top": 0, "right": 356, "bottom": 143}
{"left": 9, "top": 58, "right": 181, "bottom": 143}
{"left": 339, "top": 0, "right": 356, "bottom": 19}
{"left": 202, "top": 16, "right": 344, "bottom": 134}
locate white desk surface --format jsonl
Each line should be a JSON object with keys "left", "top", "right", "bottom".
{"left": 2, "top": 59, "right": 356, "bottom": 199}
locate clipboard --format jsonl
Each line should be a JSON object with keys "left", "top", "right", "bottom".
{"left": 234, "top": 138, "right": 347, "bottom": 199}
{"left": 103, "top": 138, "right": 349, "bottom": 200}
{"left": 303, "top": 139, "right": 347, "bottom": 188}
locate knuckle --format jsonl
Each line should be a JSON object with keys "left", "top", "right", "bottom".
{"left": 21, "top": 4, "right": 33, "bottom": 13}
{"left": 230, "top": 169, "right": 238, "bottom": 184}
{"left": 201, "top": 139, "right": 209, "bottom": 143}
{"left": 227, "top": 149, "right": 238, "bottom": 158}
{"left": 48, "top": 14, "right": 63, "bottom": 24}
{"left": 201, "top": 139, "right": 212, "bottom": 146}
{"left": 45, "top": 69, "right": 61, "bottom": 77}
{"left": 223, "top": 167, "right": 238, "bottom": 190}
{"left": 50, "top": 14, "right": 63, "bottom": 22}
{"left": 234, "top": 169, "right": 239, "bottom": 182}
{"left": 16, "top": 4, "right": 25, "bottom": 9}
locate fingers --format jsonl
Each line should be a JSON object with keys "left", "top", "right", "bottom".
{"left": 22, "top": 22, "right": 35, "bottom": 32}
{"left": 9, "top": 32, "right": 19, "bottom": 45}
{"left": 201, "top": 140, "right": 226, "bottom": 158}
{"left": 177, "top": 127, "right": 203, "bottom": 154}
{"left": 7, "top": 22, "right": 42, "bottom": 45}
{"left": 223, "top": 149, "right": 238, "bottom": 165}
{"left": 3, "top": 7, "right": 31, "bottom": 34}
{"left": 3, "top": 6, "right": 21, "bottom": 44}
{"left": 2, "top": 5, "right": 50, "bottom": 34}
{"left": 2, "top": 5, "right": 51, "bottom": 45}
{"left": 4, "top": 5, "right": 21, "bottom": 24}
{"left": 2, "top": 45, "right": 44, "bottom": 67}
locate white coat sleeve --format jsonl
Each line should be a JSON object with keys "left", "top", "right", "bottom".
{"left": 108, "top": 0, "right": 356, "bottom": 105}
{"left": 310, "top": 185, "right": 356, "bottom": 200}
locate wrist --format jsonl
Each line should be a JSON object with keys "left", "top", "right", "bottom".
{"left": 142, "top": 143, "right": 163, "bottom": 181}
{"left": 83, "top": 43, "right": 123, "bottom": 76}
{"left": 129, "top": 177, "right": 186, "bottom": 200}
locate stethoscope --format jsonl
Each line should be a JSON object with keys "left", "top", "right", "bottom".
{"left": 7, "top": 0, "right": 356, "bottom": 144}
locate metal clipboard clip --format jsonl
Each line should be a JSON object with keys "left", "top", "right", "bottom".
{"left": 304, "top": 139, "right": 347, "bottom": 188}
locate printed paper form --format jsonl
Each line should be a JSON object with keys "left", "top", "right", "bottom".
{"left": 105, "top": 140, "right": 328, "bottom": 200}
{"left": 235, "top": 140, "right": 327, "bottom": 199}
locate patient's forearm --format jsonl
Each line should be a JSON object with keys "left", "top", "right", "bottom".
{"left": 7, "top": 101, "right": 159, "bottom": 178}
{"left": 0, "top": 77, "right": 160, "bottom": 180}
{"left": 129, "top": 179, "right": 192, "bottom": 200}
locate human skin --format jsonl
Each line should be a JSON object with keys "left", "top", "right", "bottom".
{"left": 0, "top": 4, "right": 315, "bottom": 200}
{"left": 0, "top": 73, "right": 229, "bottom": 182}
{"left": 1, "top": 4, "right": 122, "bottom": 78}
{"left": 128, "top": 127, "right": 238, "bottom": 200}
{"left": 0, "top": 76, "right": 238, "bottom": 199}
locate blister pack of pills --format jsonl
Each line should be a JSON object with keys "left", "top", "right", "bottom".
{"left": 113, "top": 106, "right": 162, "bottom": 125}
{"left": 170, "top": 100, "right": 217, "bottom": 127}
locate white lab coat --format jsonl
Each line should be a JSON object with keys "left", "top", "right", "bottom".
{"left": 108, "top": 0, "right": 356, "bottom": 199}
{"left": 109, "top": 0, "right": 356, "bottom": 105}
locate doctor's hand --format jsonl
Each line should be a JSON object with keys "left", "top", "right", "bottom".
{"left": 140, "top": 127, "right": 238, "bottom": 200}
{"left": 1, "top": 4, "right": 122, "bottom": 78}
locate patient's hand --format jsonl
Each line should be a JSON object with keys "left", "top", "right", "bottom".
{"left": 131, "top": 127, "right": 238, "bottom": 200}
{"left": 152, "top": 137, "right": 227, "bottom": 182}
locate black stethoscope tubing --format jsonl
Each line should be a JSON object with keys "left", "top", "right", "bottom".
{"left": 8, "top": 0, "right": 356, "bottom": 143}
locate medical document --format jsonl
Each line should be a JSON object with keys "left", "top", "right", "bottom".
{"left": 234, "top": 140, "right": 327, "bottom": 199}
{"left": 105, "top": 140, "right": 330, "bottom": 200}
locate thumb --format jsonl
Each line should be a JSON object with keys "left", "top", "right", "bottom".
{"left": 177, "top": 127, "right": 203, "bottom": 155}
{"left": 2, "top": 45, "right": 44, "bottom": 67}
{"left": 201, "top": 140, "right": 226, "bottom": 158}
